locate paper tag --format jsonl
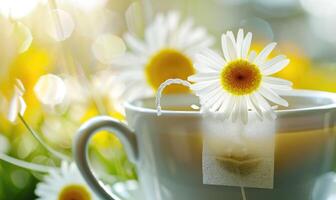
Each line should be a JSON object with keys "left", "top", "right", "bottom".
{"left": 202, "top": 113, "right": 275, "bottom": 189}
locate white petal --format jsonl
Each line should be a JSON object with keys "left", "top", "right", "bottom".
{"left": 195, "top": 54, "right": 222, "bottom": 71}
{"left": 190, "top": 80, "right": 218, "bottom": 90}
{"left": 144, "top": 24, "right": 156, "bottom": 51}
{"left": 226, "top": 31, "right": 236, "bottom": 45}
{"left": 193, "top": 62, "right": 217, "bottom": 73}
{"left": 7, "top": 86, "right": 26, "bottom": 122}
{"left": 152, "top": 21, "right": 165, "bottom": 50}
{"left": 254, "top": 42, "right": 277, "bottom": 65}
{"left": 111, "top": 53, "right": 146, "bottom": 67}
{"left": 7, "top": 96, "right": 19, "bottom": 122}
{"left": 260, "top": 55, "right": 286, "bottom": 70}
{"left": 185, "top": 37, "right": 214, "bottom": 55}
{"left": 202, "top": 87, "right": 223, "bottom": 103}
{"left": 221, "top": 34, "right": 231, "bottom": 62}
{"left": 196, "top": 84, "right": 221, "bottom": 96}
{"left": 167, "top": 11, "right": 180, "bottom": 31}
{"left": 183, "top": 27, "right": 213, "bottom": 51}
{"left": 200, "top": 49, "right": 226, "bottom": 67}
{"left": 263, "top": 82, "right": 292, "bottom": 90}
{"left": 219, "top": 95, "right": 235, "bottom": 119}
{"left": 259, "top": 86, "right": 289, "bottom": 107}
{"left": 188, "top": 73, "right": 219, "bottom": 82}
{"left": 209, "top": 93, "right": 226, "bottom": 112}
{"left": 240, "top": 96, "right": 248, "bottom": 124}
{"left": 154, "top": 14, "right": 168, "bottom": 48}
{"left": 236, "top": 29, "right": 244, "bottom": 58}
{"left": 231, "top": 98, "right": 240, "bottom": 122}
{"left": 226, "top": 34, "right": 237, "bottom": 60}
{"left": 262, "top": 59, "right": 290, "bottom": 75}
{"left": 247, "top": 96, "right": 263, "bottom": 120}
{"left": 248, "top": 50, "right": 257, "bottom": 62}
{"left": 175, "top": 18, "right": 194, "bottom": 48}
{"left": 184, "top": 27, "right": 206, "bottom": 45}
{"left": 202, "top": 89, "right": 223, "bottom": 107}
{"left": 254, "top": 92, "right": 276, "bottom": 120}
{"left": 263, "top": 76, "right": 292, "bottom": 86}
{"left": 124, "top": 33, "right": 146, "bottom": 53}
{"left": 250, "top": 94, "right": 264, "bottom": 117}
{"left": 241, "top": 32, "right": 252, "bottom": 59}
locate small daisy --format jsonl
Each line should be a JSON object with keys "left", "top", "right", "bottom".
{"left": 112, "top": 10, "right": 214, "bottom": 95}
{"left": 188, "top": 29, "right": 292, "bottom": 123}
{"left": 35, "top": 162, "right": 102, "bottom": 200}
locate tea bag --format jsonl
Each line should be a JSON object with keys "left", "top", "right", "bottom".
{"left": 154, "top": 78, "right": 276, "bottom": 189}
{"left": 202, "top": 111, "right": 275, "bottom": 189}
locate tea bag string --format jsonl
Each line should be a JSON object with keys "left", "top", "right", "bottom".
{"left": 156, "top": 79, "right": 192, "bottom": 116}
{"left": 235, "top": 168, "right": 247, "bottom": 200}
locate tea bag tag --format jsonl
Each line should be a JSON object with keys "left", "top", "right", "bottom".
{"left": 202, "top": 112, "right": 276, "bottom": 189}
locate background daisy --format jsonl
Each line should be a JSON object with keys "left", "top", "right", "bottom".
{"left": 111, "top": 10, "right": 214, "bottom": 101}
{"left": 35, "top": 162, "right": 102, "bottom": 200}
{"left": 189, "top": 29, "right": 292, "bottom": 123}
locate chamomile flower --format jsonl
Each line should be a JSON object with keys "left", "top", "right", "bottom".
{"left": 188, "top": 29, "right": 292, "bottom": 123}
{"left": 35, "top": 162, "right": 102, "bottom": 200}
{"left": 112, "top": 11, "right": 214, "bottom": 96}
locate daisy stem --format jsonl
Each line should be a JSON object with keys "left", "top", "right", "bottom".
{"left": 18, "top": 114, "right": 72, "bottom": 162}
{"left": 0, "top": 153, "right": 54, "bottom": 173}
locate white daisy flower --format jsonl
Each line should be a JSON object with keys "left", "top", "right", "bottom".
{"left": 188, "top": 29, "right": 292, "bottom": 123}
{"left": 7, "top": 79, "right": 26, "bottom": 122}
{"left": 112, "top": 10, "right": 214, "bottom": 96}
{"left": 35, "top": 162, "right": 102, "bottom": 200}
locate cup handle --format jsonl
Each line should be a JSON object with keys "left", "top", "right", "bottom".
{"left": 73, "top": 116, "right": 138, "bottom": 200}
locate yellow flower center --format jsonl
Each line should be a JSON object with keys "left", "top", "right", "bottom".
{"left": 58, "top": 184, "right": 92, "bottom": 200}
{"left": 221, "top": 60, "right": 261, "bottom": 95}
{"left": 145, "top": 48, "right": 194, "bottom": 94}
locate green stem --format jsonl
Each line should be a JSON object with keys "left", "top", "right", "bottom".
{"left": 0, "top": 153, "right": 54, "bottom": 173}
{"left": 18, "top": 114, "right": 71, "bottom": 161}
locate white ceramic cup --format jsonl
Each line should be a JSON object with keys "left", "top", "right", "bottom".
{"left": 74, "top": 90, "right": 336, "bottom": 200}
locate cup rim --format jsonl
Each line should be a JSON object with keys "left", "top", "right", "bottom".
{"left": 124, "top": 89, "right": 336, "bottom": 116}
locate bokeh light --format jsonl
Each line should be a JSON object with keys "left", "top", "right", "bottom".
{"left": 11, "top": 22, "right": 33, "bottom": 53}
{"left": 46, "top": 9, "right": 75, "bottom": 41}
{"left": 92, "top": 33, "right": 126, "bottom": 64}
{"left": 0, "top": 0, "right": 39, "bottom": 19}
